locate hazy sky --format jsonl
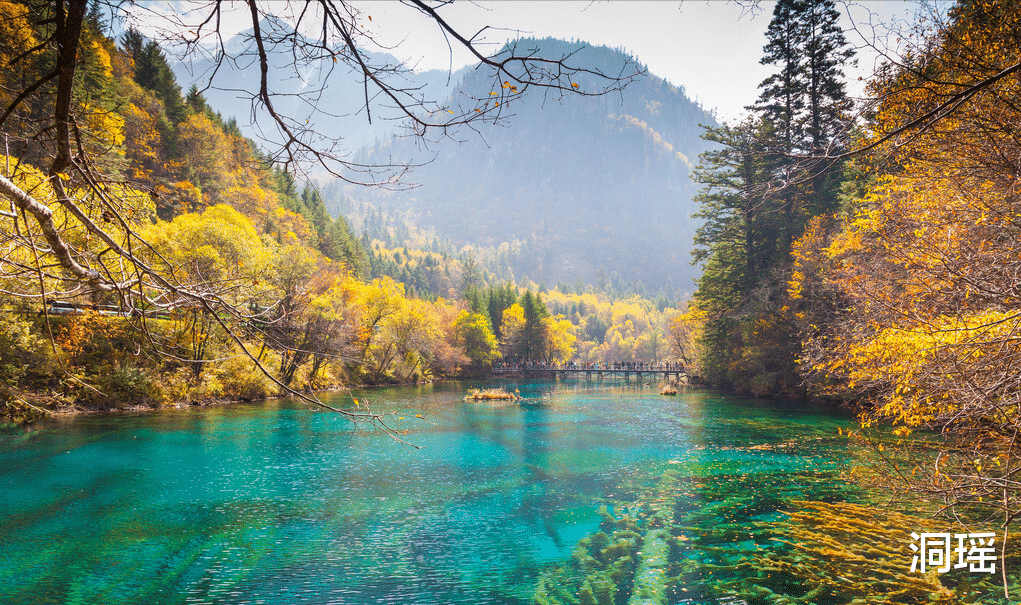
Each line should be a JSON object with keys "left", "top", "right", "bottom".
{"left": 348, "top": 1, "right": 926, "bottom": 122}
{"left": 146, "top": 1, "right": 928, "bottom": 123}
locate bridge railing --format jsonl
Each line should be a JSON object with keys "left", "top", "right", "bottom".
{"left": 492, "top": 365, "right": 687, "bottom": 375}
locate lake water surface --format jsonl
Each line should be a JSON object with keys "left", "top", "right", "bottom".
{"left": 0, "top": 380, "right": 864, "bottom": 604}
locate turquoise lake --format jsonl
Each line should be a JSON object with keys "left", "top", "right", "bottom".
{"left": 0, "top": 380, "right": 866, "bottom": 604}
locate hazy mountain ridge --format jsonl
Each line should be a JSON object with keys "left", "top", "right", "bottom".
{"left": 169, "top": 19, "right": 470, "bottom": 152}
{"left": 342, "top": 38, "right": 717, "bottom": 293}
{"left": 172, "top": 29, "right": 716, "bottom": 294}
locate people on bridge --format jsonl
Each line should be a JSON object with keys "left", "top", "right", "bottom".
{"left": 493, "top": 359, "right": 687, "bottom": 374}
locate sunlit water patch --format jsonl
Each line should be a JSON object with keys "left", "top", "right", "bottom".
{"left": 0, "top": 381, "right": 865, "bottom": 604}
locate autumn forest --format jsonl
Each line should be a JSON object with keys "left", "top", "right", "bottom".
{"left": 3, "top": 0, "right": 1021, "bottom": 587}
{"left": 0, "top": 1, "right": 696, "bottom": 420}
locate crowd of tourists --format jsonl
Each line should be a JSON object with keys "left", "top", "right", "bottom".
{"left": 494, "top": 360, "right": 686, "bottom": 372}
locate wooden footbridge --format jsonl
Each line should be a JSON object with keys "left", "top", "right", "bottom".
{"left": 492, "top": 365, "right": 688, "bottom": 381}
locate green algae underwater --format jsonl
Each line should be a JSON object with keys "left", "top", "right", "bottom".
{"left": 0, "top": 380, "right": 1014, "bottom": 604}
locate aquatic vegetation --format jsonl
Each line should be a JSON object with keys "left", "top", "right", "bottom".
{"left": 534, "top": 458, "right": 1019, "bottom": 605}
{"left": 533, "top": 470, "right": 679, "bottom": 605}
{"left": 716, "top": 501, "right": 960, "bottom": 604}
{"left": 465, "top": 387, "right": 520, "bottom": 401}
{"left": 533, "top": 509, "right": 642, "bottom": 605}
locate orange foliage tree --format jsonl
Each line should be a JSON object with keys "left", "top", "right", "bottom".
{"left": 0, "top": 1, "right": 637, "bottom": 428}
{"left": 791, "top": 0, "right": 1021, "bottom": 543}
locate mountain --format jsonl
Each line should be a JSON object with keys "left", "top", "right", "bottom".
{"left": 169, "top": 19, "right": 467, "bottom": 152}
{"left": 172, "top": 28, "right": 716, "bottom": 294}
{"left": 335, "top": 38, "right": 717, "bottom": 294}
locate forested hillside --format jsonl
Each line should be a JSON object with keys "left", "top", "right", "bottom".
{"left": 333, "top": 38, "right": 717, "bottom": 294}
{"left": 0, "top": 3, "right": 699, "bottom": 421}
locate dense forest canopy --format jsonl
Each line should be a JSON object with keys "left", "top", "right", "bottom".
{"left": 690, "top": 0, "right": 1021, "bottom": 561}
{"left": 0, "top": 0, "right": 690, "bottom": 431}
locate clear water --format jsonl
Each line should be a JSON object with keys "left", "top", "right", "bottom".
{"left": 0, "top": 380, "right": 860, "bottom": 605}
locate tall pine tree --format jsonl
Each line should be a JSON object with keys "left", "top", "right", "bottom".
{"left": 691, "top": 0, "right": 853, "bottom": 396}
{"left": 754, "top": 0, "right": 853, "bottom": 222}
{"left": 520, "top": 291, "right": 550, "bottom": 361}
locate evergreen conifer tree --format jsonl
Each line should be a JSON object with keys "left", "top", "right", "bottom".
{"left": 133, "top": 39, "right": 187, "bottom": 125}
{"left": 755, "top": 0, "right": 853, "bottom": 222}
{"left": 486, "top": 283, "right": 518, "bottom": 339}
{"left": 521, "top": 291, "right": 550, "bottom": 361}
{"left": 690, "top": 0, "right": 853, "bottom": 395}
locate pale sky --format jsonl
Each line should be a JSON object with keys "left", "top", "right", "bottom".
{"left": 140, "top": 1, "right": 928, "bottom": 123}
{"left": 336, "top": 1, "right": 926, "bottom": 122}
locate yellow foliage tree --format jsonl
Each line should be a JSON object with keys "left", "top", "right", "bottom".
{"left": 499, "top": 303, "right": 527, "bottom": 360}
{"left": 794, "top": 0, "right": 1021, "bottom": 540}
{"left": 667, "top": 300, "right": 704, "bottom": 372}
{"left": 176, "top": 113, "right": 231, "bottom": 199}
{"left": 542, "top": 316, "right": 577, "bottom": 364}
{"left": 452, "top": 310, "right": 500, "bottom": 369}
{"left": 141, "top": 205, "right": 271, "bottom": 377}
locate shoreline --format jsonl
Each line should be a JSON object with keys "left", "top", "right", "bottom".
{"left": 3, "top": 375, "right": 761, "bottom": 428}
{"left": 1, "top": 376, "right": 489, "bottom": 426}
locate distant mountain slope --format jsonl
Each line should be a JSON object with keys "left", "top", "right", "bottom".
{"left": 169, "top": 18, "right": 468, "bottom": 152}
{"left": 341, "top": 38, "right": 717, "bottom": 293}
{"left": 173, "top": 29, "right": 716, "bottom": 294}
